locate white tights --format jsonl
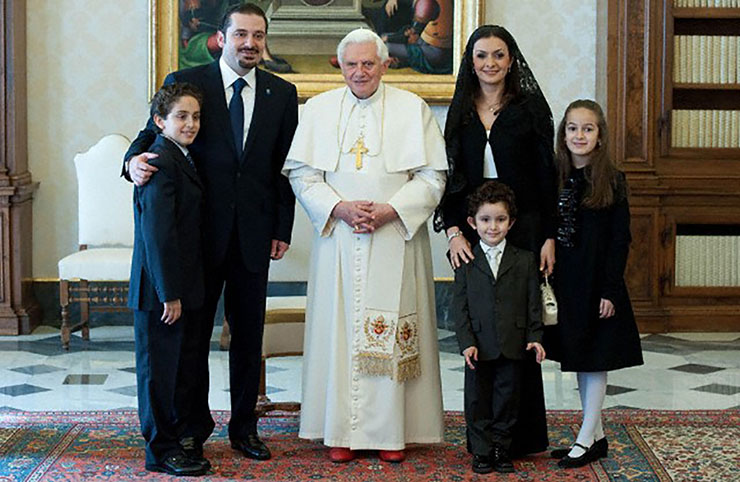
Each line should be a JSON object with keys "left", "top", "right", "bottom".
{"left": 568, "top": 371, "right": 607, "bottom": 458}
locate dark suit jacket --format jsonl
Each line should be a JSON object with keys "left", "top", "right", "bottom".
{"left": 440, "top": 96, "right": 557, "bottom": 253}
{"left": 452, "top": 242, "right": 543, "bottom": 361}
{"left": 128, "top": 135, "right": 205, "bottom": 311}
{"left": 124, "top": 62, "right": 298, "bottom": 272}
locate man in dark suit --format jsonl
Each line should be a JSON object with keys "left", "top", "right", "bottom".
{"left": 451, "top": 181, "right": 545, "bottom": 475}
{"left": 123, "top": 3, "right": 298, "bottom": 463}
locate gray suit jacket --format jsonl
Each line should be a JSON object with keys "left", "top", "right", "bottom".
{"left": 452, "top": 242, "right": 543, "bottom": 361}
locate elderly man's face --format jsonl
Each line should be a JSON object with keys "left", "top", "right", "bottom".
{"left": 340, "top": 42, "right": 389, "bottom": 99}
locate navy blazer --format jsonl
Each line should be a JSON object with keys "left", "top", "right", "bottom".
{"left": 128, "top": 135, "right": 205, "bottom": 311}
{"left": 124, "top": 62, "right": 298, "bottom": 272}
{"left": 452, "top": 242, "right": 543, "bottom": 361}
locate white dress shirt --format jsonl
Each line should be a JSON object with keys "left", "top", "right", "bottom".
{"left": 219, "top": 57, "right": 256, "bottom": 145}
{"left": 482, "top": 131, "right": 499, "bottom": 179}
{"left": 481, "top": 238, "right": 506, "bottom": 278}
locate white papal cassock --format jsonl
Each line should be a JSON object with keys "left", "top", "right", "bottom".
{"left": 283, "top": 83, "right": 447, "bottom": 450}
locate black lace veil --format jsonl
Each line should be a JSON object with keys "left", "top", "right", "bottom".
{"left": 433, "top": 25, "right": 553, "bottom": 232}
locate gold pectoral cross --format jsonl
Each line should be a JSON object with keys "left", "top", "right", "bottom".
{"left": 350, "top": 137, "right": 369, "bottom": 170}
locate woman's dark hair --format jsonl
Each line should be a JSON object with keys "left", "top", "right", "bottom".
{"left": 555, "top": 99, "right": 622, "bottom": 209}
{"left": 444, "top": 26, "right": 522, "bottom": 151}
{"left": 434, "top": 25, "right": 552, "bottom": 233}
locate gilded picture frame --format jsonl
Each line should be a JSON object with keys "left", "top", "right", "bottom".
{"left": 149, "top": 0, "right": 484, "bottom": 104}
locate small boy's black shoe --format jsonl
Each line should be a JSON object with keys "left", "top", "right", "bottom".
{"left": 472, "top": 454, "right": 493, "bottom": 474}
{"left": 492, "top": 446, "right": 515, "bottom": 473}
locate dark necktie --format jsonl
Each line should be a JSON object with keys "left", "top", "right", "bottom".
{"left": 229, "top": 78, "right": 247, "bottom": 159}
{"left": 185, "top": 152, "right": 197, "bottom": 173}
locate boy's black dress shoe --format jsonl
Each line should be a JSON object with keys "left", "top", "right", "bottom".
{"left": 472, "top": 454, "right": 493, "bottom": 474}
{"left": 180, "top": 437, "right": 211, "bottom": 471}
{"left": 552, "top": 437, "right": 608, "bottom": 461}
{"left": 145, "top": 452, "right": 207, "bottom": 476}
{"left": 231, "top": 434, "right": 272, "bottom": 460}
{"left": 491, "top": 446, "right": 515, "bottom": 473}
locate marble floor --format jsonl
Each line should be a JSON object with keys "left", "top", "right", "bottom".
{"left": 0, "top": 325, "right": 739, "bottom": 412}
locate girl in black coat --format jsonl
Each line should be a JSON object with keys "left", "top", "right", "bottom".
{"left": 435, "top": 25, "right": 557, "bottom": 457}
{"left": 546, "top": 99, "right": 643, "bottom": 469}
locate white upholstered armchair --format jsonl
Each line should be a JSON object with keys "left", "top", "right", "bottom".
{"left": 58, "top": 134, "right": 133, "bottom": 349}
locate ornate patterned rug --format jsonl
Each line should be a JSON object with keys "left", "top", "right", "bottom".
{"left": 1, "top": 409, "right": 737, "bottom": 481}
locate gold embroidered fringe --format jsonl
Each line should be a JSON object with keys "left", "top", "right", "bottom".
{"left": 356, "top": 353, "right": 420, "bottom": 382}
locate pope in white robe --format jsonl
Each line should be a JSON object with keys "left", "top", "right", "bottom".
{"left": 282, "top": 29, "right": 447, "bottom": 459}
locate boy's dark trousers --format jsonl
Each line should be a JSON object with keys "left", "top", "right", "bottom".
{"left": 134, "top": 307, "right": 189, "bottom": 466}
{"left": 465, "top": 356, "right": 523, "bottom": 455}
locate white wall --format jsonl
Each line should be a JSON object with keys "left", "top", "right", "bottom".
{"left": 27, "top": 0, "right": 598, "bottom": 280}
{"left": 27, "top": 0, "right": 150, "bottom": 278}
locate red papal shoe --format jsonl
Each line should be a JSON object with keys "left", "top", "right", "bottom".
{"left": 328, "top": 447, "right": 355, "bottom": 463}
{"left": 378, "top": 450, "right": 405, "bottom": 463}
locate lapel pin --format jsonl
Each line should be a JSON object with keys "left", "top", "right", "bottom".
{"left": 266, "top": 88, "right": 271, "bottom": 96}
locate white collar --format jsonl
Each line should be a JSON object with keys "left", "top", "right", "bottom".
{"left": 161, "top": 134, "right": 190, "bottom": 157}
{"left": 219, "top": 57, "right": 257, "bottom": 91}
{"left": 480, "top": 238, "right": 506, "bottom": 256}
{"left": 348, "top": 82, "right": 384, "bottom": 108}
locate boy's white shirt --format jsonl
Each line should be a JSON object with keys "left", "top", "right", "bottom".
{"left": 479, "top": 238, "right": 506, "bottom": 277}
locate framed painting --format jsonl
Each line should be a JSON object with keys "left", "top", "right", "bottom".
{"left": 149, "top": 0, "right": 485, "bottom": 104}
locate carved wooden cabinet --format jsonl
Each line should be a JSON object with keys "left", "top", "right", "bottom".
{"left": 608, "top": 0, "right": 740, "bottom": 331}
{"left": 0, "top": 0, "right": 41, "bottom": 334}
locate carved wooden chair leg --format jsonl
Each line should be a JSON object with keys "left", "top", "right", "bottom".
{"left": 60, "top": 279, "right": 71, "bottom": 350}
{"left": 255, "top": 357, "right": 273, "bottom": 415}
{"left": 219, "top": 317, "right": 231, "bottom": 351}
{"left": 80, "top": 279, "right": 90, "bottom": 340}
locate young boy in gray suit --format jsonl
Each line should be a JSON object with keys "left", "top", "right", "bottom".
{"left": 451, "top": 181, "right": 546, "bottom": 475}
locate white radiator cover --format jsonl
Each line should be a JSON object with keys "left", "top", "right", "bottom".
{"left": 675, "top": 235, "right": 740, "bottom": 287}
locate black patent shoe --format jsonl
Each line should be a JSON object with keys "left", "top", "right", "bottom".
{"left": 590, "top": 437, "right": 609, "bottom": 459}
{"left": 231, "top": 434, "right": 272, "bottom": 460}
{"left": 146, "top": 452, "right": 207, "bottom": 476}
{"left": 550, "top": 446, "right": 571, "bottom": 459}
{"left": 472, "top": 454, "right": 493, "bottom": 474}
{"left": 491, "top": 446, "right": 515, "bottom": 473}
{"left": 557, "top": 442, "right": 598, "bottom": 469}
{"left": 181, "top": 436, "right": 211, "bottom": 471}
{"left": 552, "top": 437, "right": 608, "bottom": 460}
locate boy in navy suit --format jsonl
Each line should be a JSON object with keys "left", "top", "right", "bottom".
{"left": 451, "top": 181, "right": 546, "bottom": 474}
{"left": 128, "top": 83, "right": 207, "bottom": 477}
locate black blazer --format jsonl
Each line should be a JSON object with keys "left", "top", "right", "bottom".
{"left": 441, "top": 96, "right": 557, "bottom": 253}
{"left": 128, "top": 135, "right": 205, "bottom": 311}
{"left": 124, "top": 62, "right": 298, "bottom": 272}
{"left": 452, "top": 242, "right": 543, "bottom": 361}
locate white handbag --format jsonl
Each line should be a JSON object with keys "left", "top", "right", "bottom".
{"left": 541, "top": 275, "right": 558, "bottom": 326}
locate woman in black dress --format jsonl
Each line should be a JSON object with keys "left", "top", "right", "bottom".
{"left": 435, "top": 25, "right": 557, "bottom": 457}
{"left": 545, "top": 99, "right": 643, "bottom": 469}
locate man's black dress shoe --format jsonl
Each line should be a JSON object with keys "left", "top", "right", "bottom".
{"left": 180, "top": 437, "right": 211, "bottom": 471}
{"left": 471, "top": 454, "right": 493, "bottom": 474}
{"left": 557, "top": 442, "right": 600, "bottom": 468}
{"left": 231, "top": 434, "right": 272, "bottom": 460}
{"left": 491, "top": 446, "right": 515, "bottom": 473}
{"left": 145, "top": 452, "right": 207, "bottom": 476}
{"left": 551, "top": 437, "right": 608, "bottom": 460}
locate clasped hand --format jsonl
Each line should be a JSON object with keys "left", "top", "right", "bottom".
{"left": 332, "top": 200, "right": 398, "bottom": 233}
